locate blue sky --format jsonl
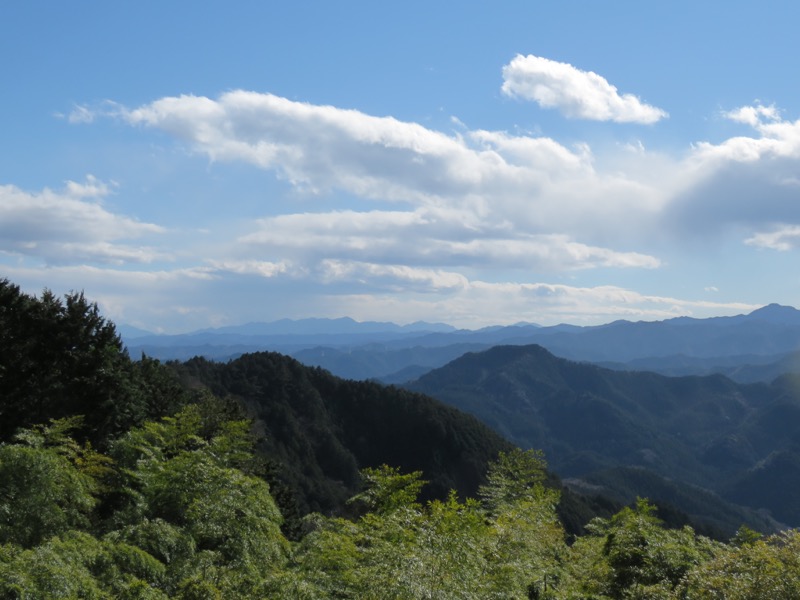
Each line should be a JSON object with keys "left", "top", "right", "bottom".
{"left": 3, "top": 1, "right": 800, "bottom": 332}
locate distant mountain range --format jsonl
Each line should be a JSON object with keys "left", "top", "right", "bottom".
{"left": 124, "top": 305, "right": 800, "bottom": 384}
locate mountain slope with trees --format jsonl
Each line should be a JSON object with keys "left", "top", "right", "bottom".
{"left": 407, "top": 344, "right": 794, "bottom": 531}
{"left": 170, "top": 352, "right": 515, "bottom": 517}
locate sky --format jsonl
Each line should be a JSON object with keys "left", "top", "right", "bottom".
{"left": 3, "top": 1, "right": 800, "bottom": 332}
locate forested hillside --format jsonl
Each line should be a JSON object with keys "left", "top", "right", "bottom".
{"left": 407, "top": 344, "right": 799, "bottom": 531}
{"left": 4, "top": 279, "right": 800, "bottom": 598}
{"left": 171, "top": 352, "right": 514, "bottom": 516}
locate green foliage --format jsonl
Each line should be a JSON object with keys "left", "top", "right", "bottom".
{"left": 6, "top": 406, "right": 800, "bottom": 599}
{"left": 561, "top": 498, "right": 718, "bottom": 599}
{"left": 295, "top": 478, "right": 492, "bottom": 599}
{"left": 0, "top": 418, "right": 109, "bottom": 547}
{"left": 110, "top": 404, "right": 290, "bottom": 594}
{"left": 0, "top": 530, "right": 168, "bottom": 599}
{"left": 348, "top": 465, "right": 427, "bottom": 514}
{"left": 679, "top": 529, "right": 800, "bottom": 599}
{"left": 484, "top": 490, "right": 565, "bottom": 597}
{"left": 730, "top": 524, "right": 762, "bottom": 547}
{"left": 479, "top": 447, "right": 549, "bottom": 512}
{"left": 291, "top": 452, "right": 569, "bottom": 600}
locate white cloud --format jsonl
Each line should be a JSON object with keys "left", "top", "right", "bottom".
{"left": 745, "top": 225, "right": 800, "bottom": 251}
{"left": 501, "top": 54, "right": 668, "bottom": 124}
{"left": 724, "top": 104, "right": 781, "bottom": 127}
{"left": 122, "top": 92, "right": 485, "bottom": 204}
{"left": 1, "top": 263, "right": 226, "bottom": 332}
{"left": 318, "top": 260, "right": 470, "bottom": 292}
{"left": 205, "top": 259, "right": 289, "bottom": 278}
{"left": 64, "top": 175, "right": 112, "bottom": 198}
{"left": 86, "top": 91, "right": 800, "bottom": 262}
{"left": 693, "top": 104, "right": 800, "bottom": 164}
{"left": 118, "top": 91, "right": 599, "bottom": 209}
{"left": 0, "top": 177, "right": 165, "bottom": 265}
{"left": 109, "top": 90, "right": 667, "bottom": 255}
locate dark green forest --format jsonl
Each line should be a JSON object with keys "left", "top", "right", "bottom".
{"left": 2, "top": 279, "right": 800, "bottom": 598}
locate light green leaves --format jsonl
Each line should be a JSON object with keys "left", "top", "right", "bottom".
{"left": 0, "top": 418, "right": 105, "bottom": 548}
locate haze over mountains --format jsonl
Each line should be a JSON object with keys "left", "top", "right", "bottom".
{"left": 124, "top": 304, "right": 800, "bottom": 384}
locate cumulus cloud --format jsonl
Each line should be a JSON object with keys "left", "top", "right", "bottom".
{"left": 501, "top": 54, "right": 667, "bottom": 124}
{"left": 121, "top": 92, "right": 484, "bottom": 204}
{"left": 116, "top": 91, "right": 633, "bottom": 211}
{"left": 666, "top": 105, "right": 800, "bottom": 242}
{"left": 724, "top": 104, "right": 781, "bottom": 127}
{"left": 692, "top": 103, "right": 800, "bottom": 165}
{"left": 0, "top": 177, "right": 166, "bottom": 265}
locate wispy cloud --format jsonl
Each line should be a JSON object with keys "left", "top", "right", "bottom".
{"left": 745, "top": 225, "right": 800, "bottom": 250}
{"left": 66, "top": 105, "right": 97, "bottom": 124}
{"left": 310, "top": 279, "right": 758, "bottom": 329}
{"left": 501, "top": 54, "right": 668, "bottom": 124}
{"left": 238, "top": 209, "right": 660, "bottom": 272}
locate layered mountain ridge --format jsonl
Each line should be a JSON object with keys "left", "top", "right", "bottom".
{"left": 124, "top": 305, "right": 800, "bottom": 384}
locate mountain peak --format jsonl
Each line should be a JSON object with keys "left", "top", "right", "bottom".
{"left": 748, "top": 303, "right": 800, "bottom": 324}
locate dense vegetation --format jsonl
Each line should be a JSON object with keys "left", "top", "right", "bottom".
{"left": 4, "top": 411, "right": 800, "bottom": 598}
{"left": 4, "top": 279, "right": 800, "bottom": 597}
